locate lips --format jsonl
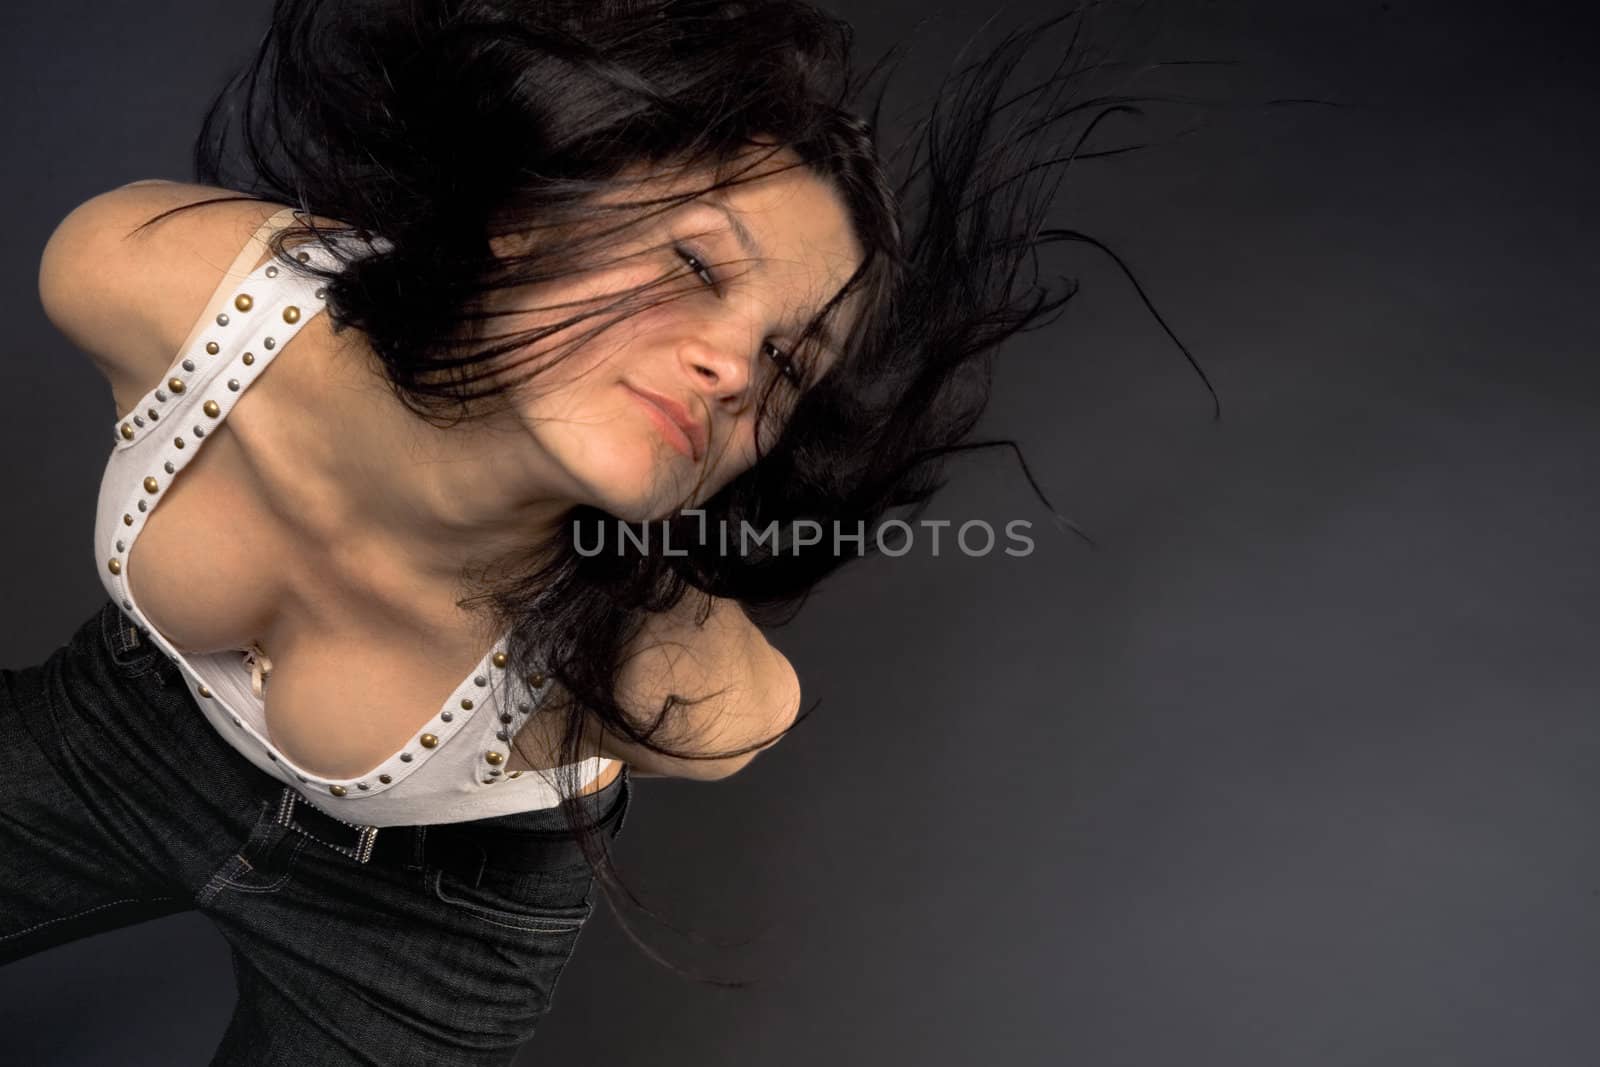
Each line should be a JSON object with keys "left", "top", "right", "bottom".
{"left": 624, "top": 383, "right": 708, "bottom": 463}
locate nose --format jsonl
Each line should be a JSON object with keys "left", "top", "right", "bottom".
{"left": 677, "top": 331, "right": 755, "bottom": 409}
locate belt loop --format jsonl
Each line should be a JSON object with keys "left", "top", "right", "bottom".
{"left": 406, "top": 826, "right": 428, "bottom": 873}
{"left": 609, "top": 766, "right": 632, "bottom": 839}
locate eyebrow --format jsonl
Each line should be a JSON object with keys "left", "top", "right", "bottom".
{"left": 700, "top": 191, "right": 763, "bottom": 263}
{"left": 697, "top": 190, "right": 848, "bottom": 375}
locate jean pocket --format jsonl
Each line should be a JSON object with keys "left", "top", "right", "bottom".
{"left": 429, "top": 866, "right": 595, "bottom": 934}
{"left": 199, "top": 798, "right": 309, "bottom": 904}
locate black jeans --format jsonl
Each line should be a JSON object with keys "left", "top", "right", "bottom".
{"left": 0, "top": 599, "right": 631, "bottom": 1065}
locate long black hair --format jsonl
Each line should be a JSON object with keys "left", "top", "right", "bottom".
{"left": 137, "top": 0, "right": 1222, "bottom": 983}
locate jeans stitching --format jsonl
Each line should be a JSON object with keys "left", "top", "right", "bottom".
{"left": 0, "top": 895, "right": 181, "bottom": 943}
{"left": 428, "top": 869, "right": 591, "bottom": 933}
{"left": 99, "top": 602, "right": 162, "bottom": 678}
{"left": 216, "top": 835, "right": 308, "bottom": 894}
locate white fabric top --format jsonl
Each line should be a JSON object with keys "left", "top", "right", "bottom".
{"left": 93, "top": 209, "right": 614, "bottom": 827}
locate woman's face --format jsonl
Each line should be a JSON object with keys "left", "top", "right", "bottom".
{"left": 487, "top": 151, "right": 863, "bottom": 522}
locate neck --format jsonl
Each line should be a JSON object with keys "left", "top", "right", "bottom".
{"left": 284, "top": 331, "right": 575, "bottom": 592}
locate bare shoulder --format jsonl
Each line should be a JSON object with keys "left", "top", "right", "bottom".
{"left": 37, "top": 180, "right": 311, "bottom": 397}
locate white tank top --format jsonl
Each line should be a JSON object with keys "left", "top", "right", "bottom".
{"left": 92, "top": 208, "right": 614, "bottom": 827}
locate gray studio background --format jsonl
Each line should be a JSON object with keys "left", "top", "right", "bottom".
{"left": 3, "top": 0, "right": 1598, "bottom": 1063}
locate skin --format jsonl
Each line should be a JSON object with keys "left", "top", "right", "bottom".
{"left": 40, "top": 149, "right": 864, "bottom": 781}
{"left": 286, "top": 147, "right": 864, "bottom": 591}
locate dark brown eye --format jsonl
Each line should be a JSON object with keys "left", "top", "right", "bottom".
{"left": 762, "top": 340, "right": 803, "bottom": 387}
{"left": 675, "top": 245, "right": 717, "bottom": 288}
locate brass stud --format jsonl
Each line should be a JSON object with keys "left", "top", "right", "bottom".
{"left": 242, "top": 352, "right": 255, "bottom": 366}
{"left": 527, "top": 671, "right": 545, "bottom": 688}
{"left": 329, "top": 784, "right": 347, "bottom": 797}
{"left": 205, "top": 341, "right": 220, "bottom": 355}
{"left": 492, "top": 651, "right": 507, "bottom": 669}
{"left": 122, "top": 514, "right": 133, "bottom": 526}
{"left": 282, "top": 306, "right": 301, "bottom": 324}
{"left": 296, "top": 251, "right": 311, "bottom": 263}
{"left": 203, "top": 400, "right": 221, "bottom": 418}
{"left": 459, "top": 698, "right": 474, "bottom": 711}
{"left": 174, "top": 437, "right": 185, "bottom": 449}
{"left": 234, "top": 294, "right": 253, "bottom": 312}
{"left": 197, "top": 684, "right": 211, "bottom": 698}
{"left": 378, "top": 774, "right": 392, "bottom": 784}
{"left": 419, "top": 733, "right": 439, "bottom": 748}
{"left": 508, "top": 770, "right": 522, "bottom": 779}
{"left": 143, "top": 476, "right": 159, "bottom": 493}
{"left": 168, "top": 377, "right": 186, "bottom": 394}
{"left": 107, "top": 558, "right": 121, "bottom": 575}
{"left": 484, "top": 750, "right": 504, "bottom": 765}
{"left": 120, "top": 423, "right": 134, "bottom": 440}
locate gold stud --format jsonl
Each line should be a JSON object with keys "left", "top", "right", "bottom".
{"left": 484, "top": 750, "right": 504, "bottom": 765}
{"left": 282, "top": 306, "right": 301, "bottom": 324}
{"left": 168, "top": 377, "right": 186, "bottom": 394}
{"left": 203, "top": 400, "right": 221, "bottom": 418}
{"left": 120, "top": 423, "right": 134, "bottom": 440}
{"left": 528, "top": 671, "right": 545, "bottom": 688}
{"left": 329, "top": 784, "right": 347, "bottom": 797}
{"left": 378, "top": 774, "right": 392, "bottom": 784}
{"left": 242, "top": 352, "right": 255, "bottom": 366}
{"left": 508, "top": 770, "right": 522, "bottom": 778}
{"left": 419, "top": 733, "right": 439, "bottom": 748}
{"left": 174, "top": 438, "right": 185, "bottom": 449}
{"left": 234, "top": 294, "right": 253, "bottom": 312}
{"left": 143, "top": 476, "right": 159, "bottom": 493}
{"left": 205, "top": 341, "right": 220, "bottom": 355}
{"left": 492, "top": 651, "right": 507, "bottom": 669}
{"left": 107, "top": 558, "right": 121, "bottom": 575}
{"left": 296, "top": 251, "right": 311, "bottom": 263}
{"left": 197, "top": 684, "right": 211, "bottom": 698}
{"left": 460, "top": 698, "right": 473, "bottom": 711}
{"left": 123, "top": 514, "right": 133, "bottom": 526}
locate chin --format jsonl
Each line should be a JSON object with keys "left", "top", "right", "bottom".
{"left": 572, "top": 453, "right": 696, "bottom": 523}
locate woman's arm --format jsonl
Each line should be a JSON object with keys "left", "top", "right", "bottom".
{"left": 583, "top": 595, "right": 803, "bottom": 781}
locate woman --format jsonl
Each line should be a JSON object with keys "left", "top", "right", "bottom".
{"left": 3, "top": 0, "right": 1183, "bottom": 1062}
